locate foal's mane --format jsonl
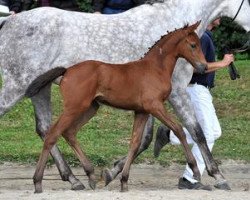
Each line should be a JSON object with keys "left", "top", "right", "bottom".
{"left": 143, "top": 24, "right": 189, "bottom": 57}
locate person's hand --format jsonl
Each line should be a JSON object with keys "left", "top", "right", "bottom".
{"left": 221, "top": 54, "right": 234, "bottom": 67}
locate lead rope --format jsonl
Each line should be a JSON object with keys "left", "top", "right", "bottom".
{"left": 231, "top": 0, "right": 245, "bottom": 22}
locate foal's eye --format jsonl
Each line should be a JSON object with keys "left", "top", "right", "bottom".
{"left": 190, "top": 44, "right": 196, "bottom": 49}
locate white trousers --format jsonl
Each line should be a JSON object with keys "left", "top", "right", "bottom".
{"left": 170, "top": 83, "right": 221, "bottom": 183}
{"left": 0, "top": 5, "right": 9, "bottom": 13}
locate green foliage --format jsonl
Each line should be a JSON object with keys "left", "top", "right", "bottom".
{"left": 211, "top": 60, "right": 250, "bottom": 161}
{"left": 77, "top": 0, "right": 93, "bottom": 12}
{"left": 213, "top": 17, "right": 249, "bottom": 59}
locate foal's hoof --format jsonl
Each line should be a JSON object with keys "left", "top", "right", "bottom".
{"left": 89, "top": 179, "right": 96, "bottom": 190}
{"left": 101, "top": 168, "right": 113, "bottom": 186}
{"left": 34, "top": 184, "right": 43, "bottom": 193}
{"left": 34, "top": 188, "right": 43, "bottom": 194}
{"left": 214, "top": 181, "right": 231, "bottom": 190}
{"left": 120, "top": 188, "right": 129, "bottom": 192}
{"left": 34, "top": 190, "right": 43, "bottom": 194}
{"left": 120, "top": 183, "right": 129, "bottom": 192}
{"left": 71, "top": 181, "right": 85, "bottom": 191}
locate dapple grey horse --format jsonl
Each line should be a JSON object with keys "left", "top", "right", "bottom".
{"left": 0, "top": 0, "right": 249, "bottom": 191}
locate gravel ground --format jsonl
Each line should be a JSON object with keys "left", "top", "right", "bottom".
{"left": 0, "top": 160, "right": 249, "bottom": 200}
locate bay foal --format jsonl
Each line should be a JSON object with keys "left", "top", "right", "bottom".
{"left": 26, "top": 22, "right": 207, "bottom": 193}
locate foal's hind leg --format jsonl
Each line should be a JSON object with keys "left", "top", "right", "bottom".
{"left": 120, "top": 112, "right": 149, "bottom": 192}
{"left": 33, "top": 102, "right": 95, "bottom": 193}
{"left": 101, "top": 115, "right": 154, "bottom": 186}
{"left": 31, "top": 84, "right": 84, "bottom": 191}
{"left": 62, "top": 101, "right": 100, "bottom": 190}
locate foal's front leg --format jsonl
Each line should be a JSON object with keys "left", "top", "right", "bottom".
{"left": 149, "top": 102, "right": 201, "bottom": 181}
{"left": 101, "top": 115, "right": 154, "bottom": 186}
{"left": 120, "top": 112, "right": 149, "bottom": 192}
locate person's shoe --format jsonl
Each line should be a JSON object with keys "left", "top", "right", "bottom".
{"left": 154, "top": 125, "right": 170, "bottom": 157}
{"left": 178, "top": 177, "right": 212, "bottom": 191}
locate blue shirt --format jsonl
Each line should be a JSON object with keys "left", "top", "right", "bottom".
{"left": 93, "top": 0, "right": 137, "bottom": 14}
{"left": 190, "top": 30, "right": 216, "bottom": 88}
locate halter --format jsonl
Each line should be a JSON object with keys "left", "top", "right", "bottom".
{"left": 231, "top": 0, "right": 245, "bottom": 22}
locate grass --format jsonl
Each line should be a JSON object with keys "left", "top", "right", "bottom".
{"left": 211, "top": 60, "right": 250, "bottom": 161}
{"left": 0, "top": 60, "right": 249, "bottom": 167}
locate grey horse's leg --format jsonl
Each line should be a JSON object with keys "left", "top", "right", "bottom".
{"left": 101, "top": 115, "right": 154, "bottom": 186}
{"left": 154, "top": 125, "right": 170, "bottom": 157}
{"left": 0, "top": 95, "right": 21, "bottom": 116}
{"left": 162, "top": 89, "right": 229, "bottom": 190}
{"left": 31, "top": 84, "right": 85, "bottom": 190}
{"left": 0, "top": 80, "right": 25, "bottom": 116}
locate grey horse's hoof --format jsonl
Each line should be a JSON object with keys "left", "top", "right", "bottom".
{"left": 71, "top": 181, "right": 85, "bottom": 190}
{"left": 101, "top": 168, "right": 113, "bottom": 186}
{"left": 89, "top": 179, "right": 96, "bottom": 190}
{"left": 214, "top": 181, "right": 231, "bottom": 190}
{"left": 154, "top": 125, "right": 170, "bottom": 157}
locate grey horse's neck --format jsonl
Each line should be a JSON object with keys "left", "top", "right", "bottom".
{"left": 125, "top": 0, "right": 224, "bottom": 38}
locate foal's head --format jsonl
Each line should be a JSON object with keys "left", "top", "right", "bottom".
{"left": 172, "top": 21, "right": 207, "bottom": 73}
{"left": 157, "top": 21, "right": 207, "bottom": 73}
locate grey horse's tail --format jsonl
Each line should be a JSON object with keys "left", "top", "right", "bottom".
{"left": 25, "top": 67, "right": 66, "bottom": 98}
{"left": 0, "top": 17, "right": 8, "bottom": 30}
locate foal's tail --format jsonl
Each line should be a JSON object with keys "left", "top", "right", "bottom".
{"left": 25, "top": 67, "right": 66, "bottom": 98}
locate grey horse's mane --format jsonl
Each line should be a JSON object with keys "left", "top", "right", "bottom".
{"left": 143, "top": 24, "right": 189, "bottom": 57}
{"left": 146, "top": 0, "right": 250, "bottom": 5}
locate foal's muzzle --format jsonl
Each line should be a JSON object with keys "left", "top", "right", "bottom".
{"left": 195, "top": 63, "right": 207, "bottom": 74}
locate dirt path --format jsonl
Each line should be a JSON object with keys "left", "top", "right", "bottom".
{"left": 0, "top": 160, "right": 249, "bottom": 200}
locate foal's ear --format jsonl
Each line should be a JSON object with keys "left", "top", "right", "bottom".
{"left": 188, "top": 20, "right": 201, "bottom": 33}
